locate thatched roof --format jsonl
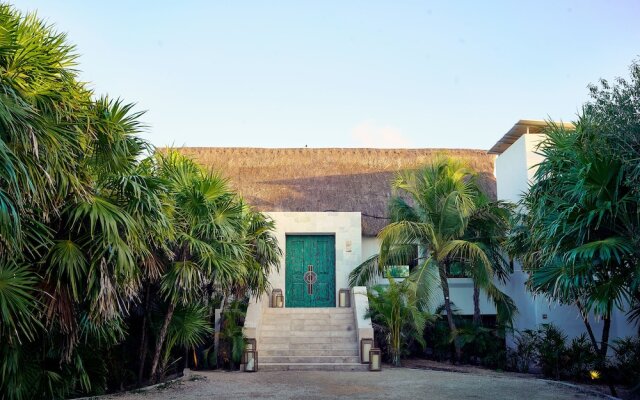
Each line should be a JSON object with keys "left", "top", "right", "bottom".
{"left": 175, "top": 148, "right": 496, "bottom": 236}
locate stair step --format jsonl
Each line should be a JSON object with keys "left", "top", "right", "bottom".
{"left": 260, "top": 349, "right": 359, "bottom": 357}
{"left": 263, "top": 315, "right": 354, "bottom": 322}
{"left": 261, "top": 323, "right": 355, "bottom": 331}
{"left": 261, "top": 330, "right": 355, "bottom": 338}
{"left": 259, "top": 363, "right": 369, "bottom": 372}
{"left": 261, "top": 355, "right": 360, "bottom": 363}
{"left": 264, "top": 307, "right": 353, "bottom": 314}
{"left": 260, "top": 336, "right": 356, "bottom": 344}
{"left": 260, "top": 342, "right": 358, "bottom": 351}
{"left": 263, "top": 316, "right": 354, "bottom": 323}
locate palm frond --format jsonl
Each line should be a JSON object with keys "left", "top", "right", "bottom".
{"left": 0, "top": 260, "right": 41, "bottom": 342}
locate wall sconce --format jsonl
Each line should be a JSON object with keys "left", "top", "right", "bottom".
{"left": 360, "top": 338, "right": 373, "bottom": 364}
{"left": 271, "top": 289, "right": 284, "bottom": 308}
{"left": 369, "top": 348, "right": 382, "bottom": 371}
{"left": 244, "top": 350, "right": 258, "bottom": 372}
{"left": 338, "top": 288, "right": 351, "bottom": 307}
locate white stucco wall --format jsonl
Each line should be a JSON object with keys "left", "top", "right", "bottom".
{"left": 361, "top": 236, "right": 380, "bottom": 261}
{"left": 266, "top": 212, "right": 362, "bottom": 306}
{"left": 447, "top": 278, "right": 495, "bottom": 316}
{"left": 502, "top": 261, "right": 636, "bottom": 345}
{"left": 495, "top": 133, "right": 546, "bottom": 204}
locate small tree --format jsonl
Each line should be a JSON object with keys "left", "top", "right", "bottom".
{"left": 367, "top": 276, "right": 433, "bottom": 366}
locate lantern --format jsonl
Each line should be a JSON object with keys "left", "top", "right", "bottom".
{"left": 338, "top": 288, "right": 351, "bottom": 307}
{"left": 244, "top": 350, "right": 258, "bottom": 372}
{"left": 271, "top": 289, "right": 284, "bottom": 308}
{"left": 242, "top": 338, "right": 257, "bottom": 364}
{"left": 275, "top": 293, "right": 284, "bottom": 308}
{"left": 369, "top": 348, "right": 382, "bottom": 371}
{"left": 360, "top": 338, "right": 373, "bottom": 364}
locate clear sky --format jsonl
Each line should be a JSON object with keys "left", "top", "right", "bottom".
{"left": 13, "top": 1, "right": 640, "bottom": 149}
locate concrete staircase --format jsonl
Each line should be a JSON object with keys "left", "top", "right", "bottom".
{"left": 259, "top": 307, "right": 369, "bottom": 371}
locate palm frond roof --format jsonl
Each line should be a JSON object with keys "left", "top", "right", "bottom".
{"left": 174, "top": 147, "right": 496, "bottom": 236}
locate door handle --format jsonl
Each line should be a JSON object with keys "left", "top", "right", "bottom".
{"left": 303, "top": 264, "right": 317, "bottom": 294}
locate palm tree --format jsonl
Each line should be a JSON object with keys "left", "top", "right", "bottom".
{"left": 367, "top": 275, "right": 433, "bottom": 366}
{"left": 350, "top": 157, "right": 515, "bottom": 360}
{"left": 236, "top": 208, "right": 282, "bottom": 297}
{"left": 0, "top": 5, "right": 160, "bottom": 394}
{"left": 463, "top": 198, "right": 515, "bottom": 326}
{"left": 0, "top": 6, "right": 282, "bottom": 397}
{"left": 147, "top": 152, "right": 249, "bottom": 382}
{"left": 0, "top": 5, "right": 89, "bottom": 358}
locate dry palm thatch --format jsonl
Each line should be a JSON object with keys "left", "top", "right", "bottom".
{"left": 173, "top": 148, "right": 496, "bottom": 236}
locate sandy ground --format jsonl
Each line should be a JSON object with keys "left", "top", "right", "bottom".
{"left": 105, "top": 368, "right": 609, "bottom": 400}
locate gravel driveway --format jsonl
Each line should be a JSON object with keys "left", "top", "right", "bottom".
{"left": 108, "top": 369, "right": 608, "bottom": 400}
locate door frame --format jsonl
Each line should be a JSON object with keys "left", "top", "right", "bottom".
{"left": 284, "top": 233, "right": 336, "bottom": 308}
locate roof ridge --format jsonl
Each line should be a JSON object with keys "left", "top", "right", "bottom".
{"left": 169, "top": 146, "right": 489, "bottom": 152}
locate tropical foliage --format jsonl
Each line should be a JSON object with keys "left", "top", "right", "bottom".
{"left": 584, "top": 60, "right": 640, "bottom": 191}
{"left": 0, "top": 6, "right": 279, "bottom": 399}
{"left": 350, "top": 157, "right": 515, "bottom": 360}
{"left": 508, "top": 324, "right": 598, "bottom": 381}
{"left": 508, "top": 120, "right": 638, "bottom": 360}
{"left": 366, "top": 275, "right": 434, "bottom": 366}
{"left": 507, "top": 62, "right": 640, "bottom": 396}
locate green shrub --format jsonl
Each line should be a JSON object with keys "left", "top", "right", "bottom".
{"left": 509, "top": 329, "right": 539, "bottom": 373}
{"left": 509, "top": 324, "right": 603, "bottom": 382}
{"left": 426, "top": 319, "right": 455, "bottom": 361}
{"left": 611, "top": 336, "right": 640, "bottom": 387}
{"left": 218, "top": 300, "right": 248, "bottom": 369}
{"left": 565, "top": 334, "right": 598, "bottom": 381}
{"left": 456, "top": 323, "right": 507, "bottom": 369}
{"left": 537, "top": 324, "right": 568, "bottom": 380}
{"left": 423, "top": 304, "right": 506, "bottom": 368}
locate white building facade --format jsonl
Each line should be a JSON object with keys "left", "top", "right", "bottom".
{"left": 177, "top": 122, "right": 636, "bottom": 370}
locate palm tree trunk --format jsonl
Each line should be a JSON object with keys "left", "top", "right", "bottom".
{"left": 439, "top": 263, "right": 461, "bottom": 360}
{"left": 137, "top": 285, "right": 151, "bottom": 385}
{"left": 599, "top": 302, "right": 617, "bottom": 398}
{"left": 150, "top": 303, "right": 176, "bottom": 383}
{"left": 575, "top": 299, "right": 618, "bottom": 395}
{"left": 393, "top": 319, "right": 401, "bottom": 366}
{"left": 599, "top": 312, "right": 611, "bottom": 360}
{"left": 576, "top": 300, "right": 599, "bottom": 351}
{"left": 472, "top": 282, "right": 481, "bottom": 326}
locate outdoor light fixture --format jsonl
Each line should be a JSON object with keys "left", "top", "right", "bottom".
{"left": 360, "top": 338, "right": 373, "bottom": 363}
{"left": 338, "top": 288, "right": 351, "bottom": 307}
{"left": 244, "top": 350, "right": 258, "bottom": 372}
{"left": 271, "top": 289, "right": 284, "bottom": 308}
{"left": 242, "top": 338, "right": 257, "bottom": 364}
{"left": 275, "top": 293, "right": 284, "bottom": 308}
{"left": 369, "top": 348, "right": 382, "bottom": 371}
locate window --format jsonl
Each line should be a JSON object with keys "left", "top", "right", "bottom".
{"left": 446, "top": 261, "right": 468, "bottom": 278}
{"left": 385, "top": 245, "right": 418, "bottom": 278}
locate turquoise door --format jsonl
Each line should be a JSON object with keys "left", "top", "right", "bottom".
{"left": 285, "top": 235, "right": 336, "bottom": 307}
